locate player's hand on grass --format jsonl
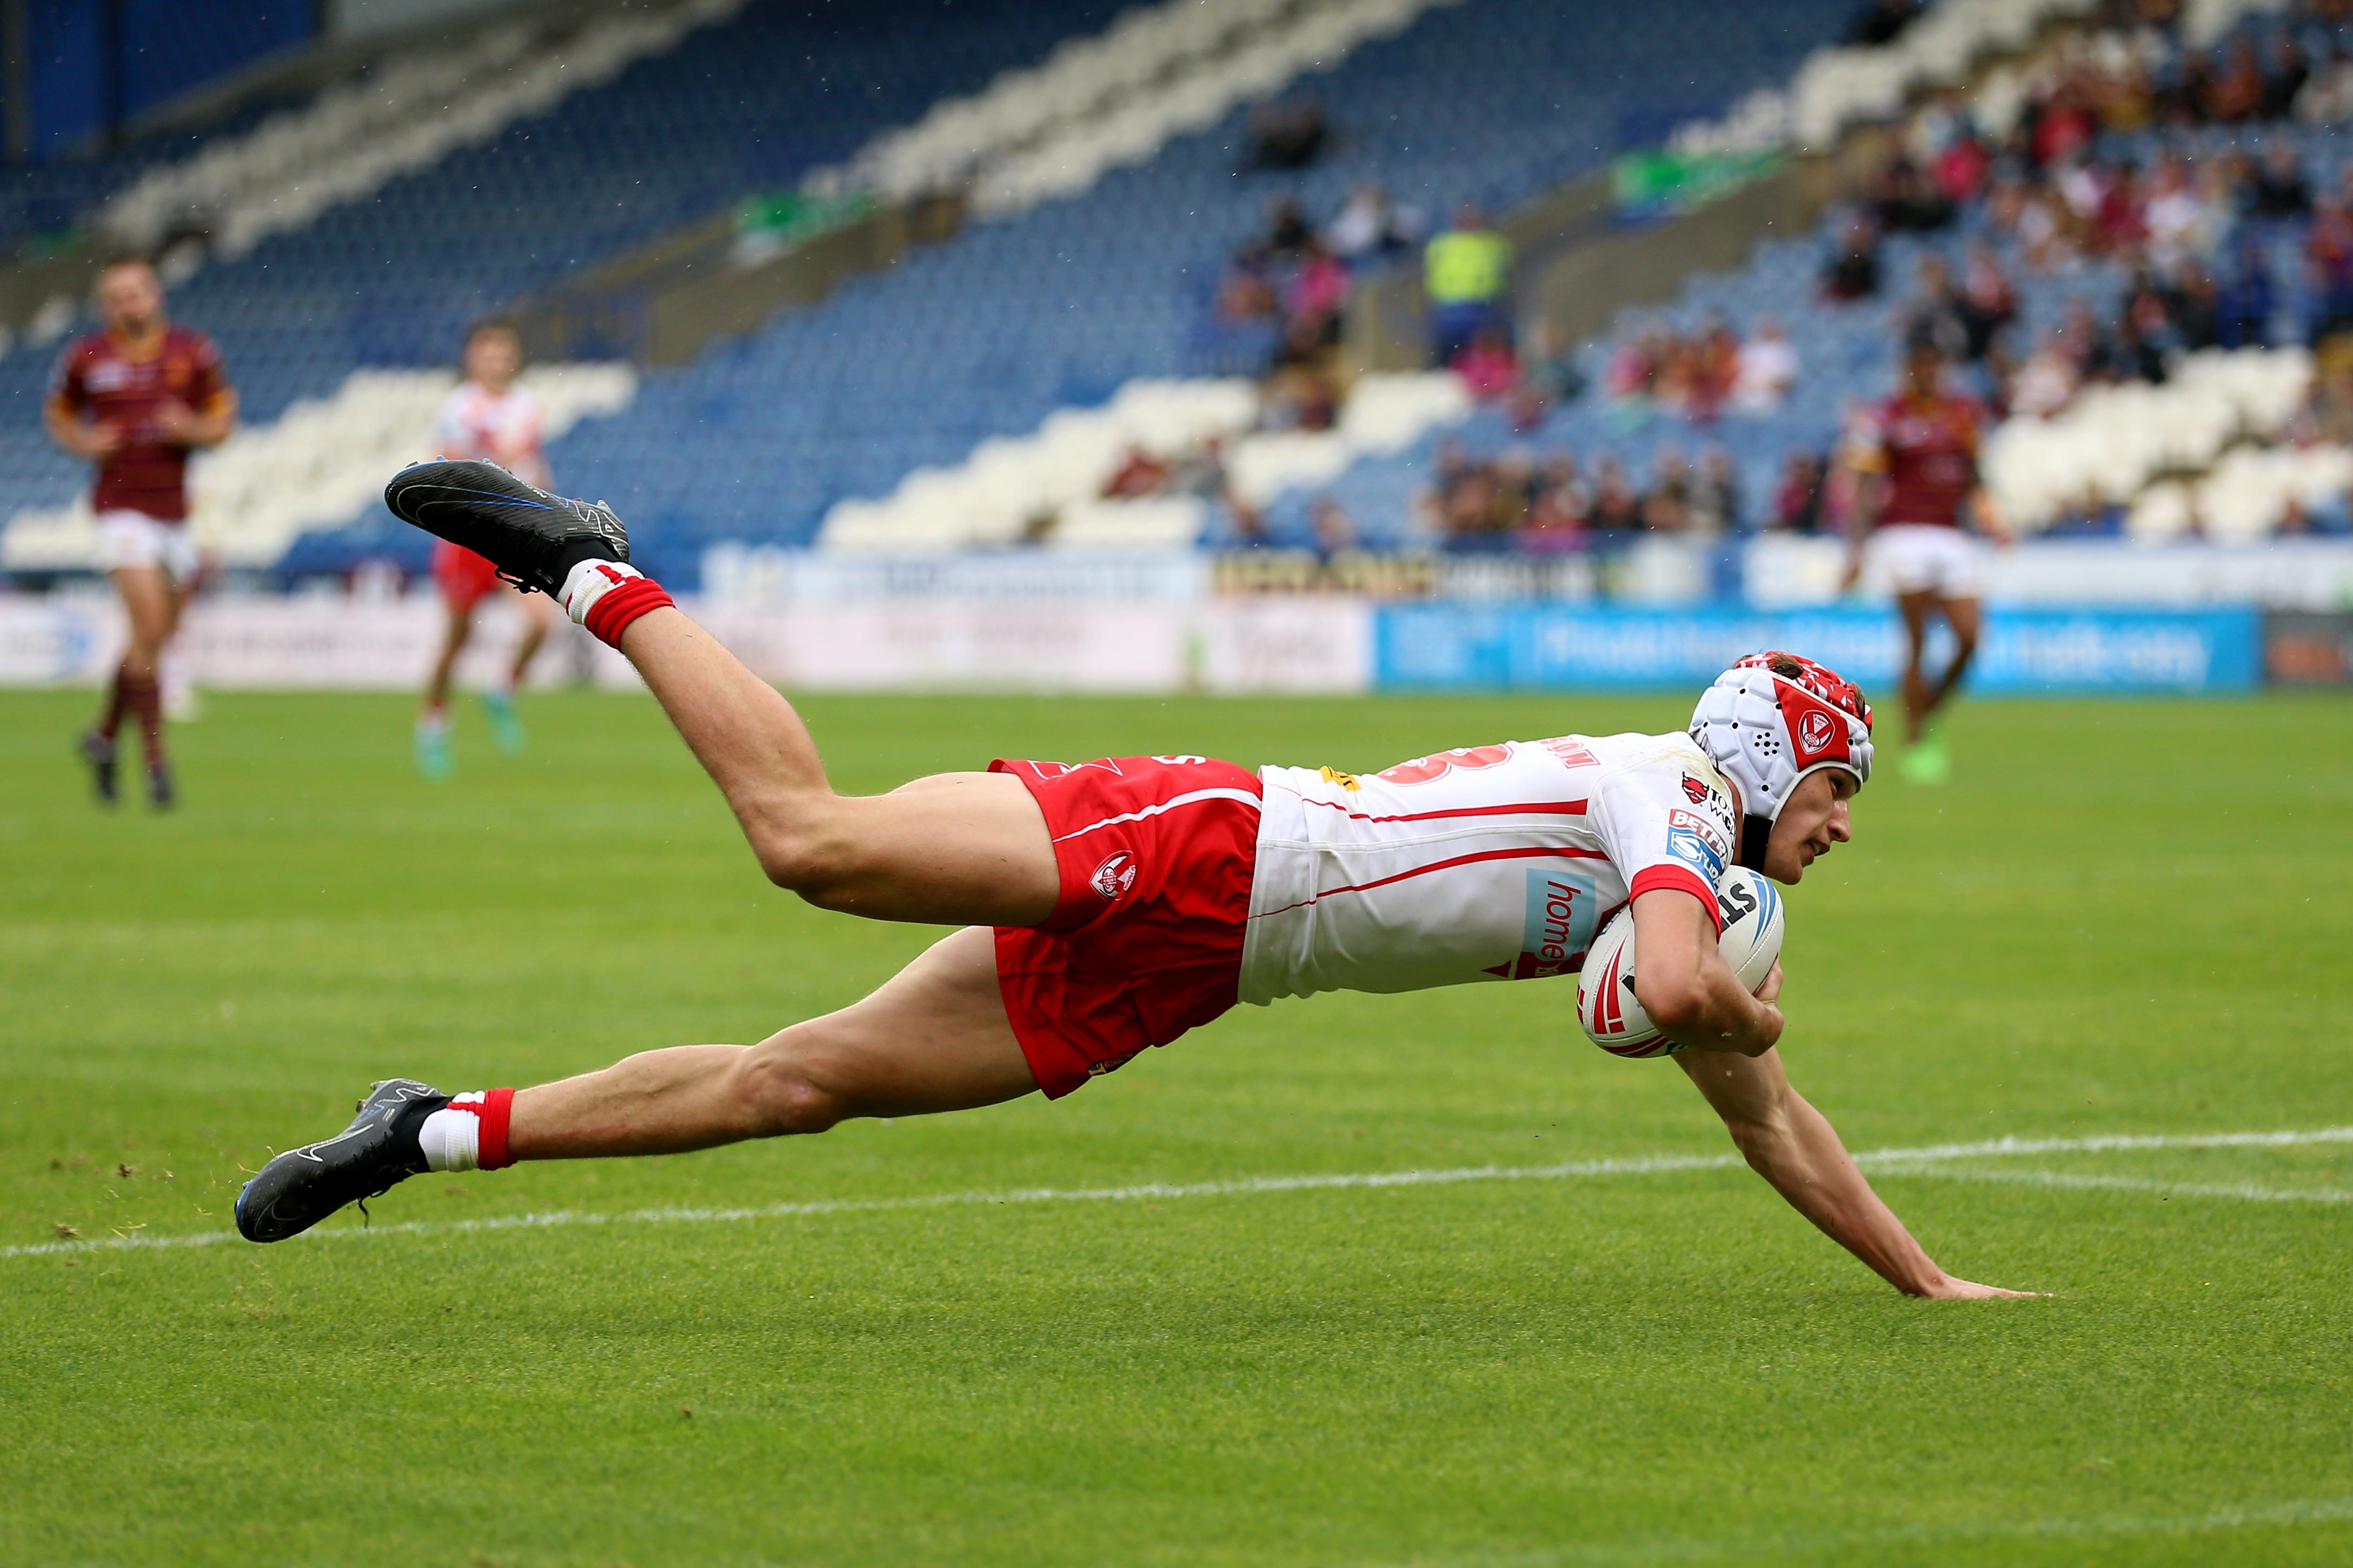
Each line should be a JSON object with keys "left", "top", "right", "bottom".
{"left": 1917, "top": 1275, "right": 2043, "bottom": 1300}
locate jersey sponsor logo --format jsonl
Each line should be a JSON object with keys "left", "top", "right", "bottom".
{"left": 1152, "top": 755, "right": 1206, "bottom": 765}
{"left": 1540, "top": 737, "right": 1598, "bottom": 769}
{"left": 1089, "top": 851, "right": 1138, "bottom": 902}
{"left": 1666, "top": 808, "right": 1729, "bottom": 858}
{"left": 1377, "top": 744, "right": 1512, "bottom": 786}
{"left": 1483, "top": 866, "right": 1603, "bottom": 981}
{"left": 1665, "top": 825, "right": 1725, "bottom": 881}
{"left": 1317, "top": 765, "right": 1361, "bottom": 791}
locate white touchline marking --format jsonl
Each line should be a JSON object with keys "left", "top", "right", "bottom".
{"left": 1889, "top": 1167, "right": 2353, "bottom": 1205}
{"left": 8, "top": 1124, "right": 2351, "bottom": 1263}
{"left": 1353, "top": 1493, "right": 2353, "bottom": 1567}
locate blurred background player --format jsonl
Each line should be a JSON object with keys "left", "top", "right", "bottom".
{"left": 416, "top": 321, "right": 559, "bottom": 778}
{"left": 45, "top": 257, "right": 236, "bottom": 809}
{"left": 1842, "top": 332, "right": 2008, "bottom": 785}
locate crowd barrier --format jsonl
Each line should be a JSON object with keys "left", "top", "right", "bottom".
{"left": 1375, "top": 604, "right": 2264, "bottom": 694}
{"left": 0, "top": 591, "right": 2323, "bottom": 695}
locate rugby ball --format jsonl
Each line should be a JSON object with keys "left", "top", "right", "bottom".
{"left": 1577, "top": 868, "right": 1786, "bottom": 1059}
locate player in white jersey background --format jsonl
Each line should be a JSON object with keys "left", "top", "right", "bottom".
{"left": 242, "top": 463, "right": 2032, "bottom": 1300}
{"left": 414, "top": 323, "right": 560, "bottom": 778}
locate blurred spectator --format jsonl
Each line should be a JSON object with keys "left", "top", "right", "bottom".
{"left": 1259, "top": 197, "right": 1314, "bottom": 258}
{"left": 1770, "top": 452, "right": 1828, "bottom": 532}
{"left": 1286, "top": 238, "right": 1350, "bottom": 342}
{"left": 1907, "top": 253, "right": 1973, "bottom": 361}
{"left": 1454, "top": 325, "right": 1520, "bottom": 399}
{"left": 2308, "top": 196, "right": 2353, "bottom": 339}
{"left": 2262, "top": 34, "right": 2311, "bottom": 120}
{"left": 1589, "top": 456, "right": 1641, "bottom": 533}
{"left": 2161, "top": 259, "right": 2222, "bottom": 350}
{"left": 2249, "top": 142, "right": 2313, "bottom": 217}
{"left": 2289, "top": 361, "right": 2353, "bottom": 445}
{"left": 1687, "top": 446, "right": 1742, "bottom": 535}
{"left": 1327, "top": 183, "right": 1419, "bottom": 259}
{"left": 2009, "top": 330, "right": 2082, "bottom": 417}
{"left": 2217, "top": 234, "right": 2276, "bottom": 346}
{"left": 1510, "top": 318, "right": 1586, "bottom": 429}
{"left": 1520, "top": 451, "right": 1588, "bottom": 553}
{"left": 2295, "top": 49, "right": 2353, "bottom": 123}
{"left": 2204, "top": 38, "right": 2266, "bottom": 121}
{"left": 1846, "top": 0, "right": 1922, "bottom": 46}
{"left": 1248, "top": 97, "right": 1328, "bottom": 170}
{"left": 1425, "top": 205, "right": 1514, "bottom": 366}
{"left": 1731, "top": 317, "right": 1800, "bottom": 413}
{"left": 1958, "top": 242, "right": 2018, "bottom": 359}
{"left": 1102, "top": 444, "right": 1170, "bottom": 498}
{"left": 1309, "top": 495, "right": 1356, "bottom": 561}
{"left": 1873, "top": 156, "right": 1958, "bottom": 233}
{"left": 1640, "top": 448, "right": 1690, "bottom": 532}
{"left": 1821, "top": 217, "right": 1884, "bottom": 301}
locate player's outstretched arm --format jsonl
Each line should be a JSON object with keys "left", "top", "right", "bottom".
{"left": 1676, "top": 1044, "right": 2034, "bottom": 1299}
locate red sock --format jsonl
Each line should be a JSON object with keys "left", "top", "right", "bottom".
{"left": 123, "top": 673, "right": 164, "bottom": 768}
{"left": 415, "top": 1087, "right": 518, "bottom": 1172}
{"left": 95, "top": 663, "right": 130, "bottom": 742}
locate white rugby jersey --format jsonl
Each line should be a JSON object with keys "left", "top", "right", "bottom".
{"left": 436, "top": 383, "right": 550, "bottom": 490}
{"left": 1239, "top": 732, "right": 1737, "bottom": 1005}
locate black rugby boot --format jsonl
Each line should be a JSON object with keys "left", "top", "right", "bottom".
{"left": 79, "top": 732, "right": 117, "bottom": 805}
{"left": 235, "top": 1078, "right": 448, "bottom": 1243}
{"left": 383, "top": 459, "right": 629, "bottom": 597}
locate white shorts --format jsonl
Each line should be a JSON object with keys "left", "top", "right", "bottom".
{"left": 95, "top": 510, "right": 201, "bottom": 584}
{"left": 1873, "top": 524, "right": 1983, "bottom": 599}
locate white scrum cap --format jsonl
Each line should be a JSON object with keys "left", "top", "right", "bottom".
{"left": 1689, "top": 651, "right": 1874, "bottom": 871}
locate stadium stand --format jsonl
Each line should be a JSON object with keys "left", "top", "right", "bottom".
{"left": 1217, "top": 2, "right": 2353, "bottom": 555}
{"left": 0, "top": 0, "right": 1140, "bottom": 575}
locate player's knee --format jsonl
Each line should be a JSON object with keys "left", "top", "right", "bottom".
{"left": 729, "top": 1046, "right": 845, "bottom": 1137}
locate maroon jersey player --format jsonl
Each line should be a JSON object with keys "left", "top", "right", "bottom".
{"left": 1840, "top": 334, "right": 2008, "bottom": 784}
{"left": 45, "top": 258, "right": 236, "bottom": 808}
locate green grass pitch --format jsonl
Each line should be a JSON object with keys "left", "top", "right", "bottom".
{"left": 4, "top": 685, "right": 2352, "bottom": 1566}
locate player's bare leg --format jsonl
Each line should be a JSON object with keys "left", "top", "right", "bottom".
{"left": 417, "top": 599, "right": 474, "bottom": 778}
{"left": 1895, "top": 589, "right": 1938, "bottom": 743}
{"left": 84, "top": 564, "right": 182, "bottom": 806}
{"left": 609, "top": 606, "right": 1058, "bottom": 925}
{"left": 1921, "top": 592, "right": 1982, "bottom": 718}
{"left": 477, "top": 586, "right": 554, "bottom": 755}
{"left": 507, "top": 925, "right": 1034, "bottom": 1159}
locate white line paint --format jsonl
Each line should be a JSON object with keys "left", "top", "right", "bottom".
{"left": 10, "top": 1124, "right": 2351, "bottom": 1264}
{"left": 1353, "top": 1493, "right": 2353, "bottom": 1567}
{"left": 1892, "top": 1166, "right": 2353, "bottom": 1206}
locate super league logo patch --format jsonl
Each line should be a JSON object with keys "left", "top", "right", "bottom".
{"left": 1091, "top": 852, "right": 1138, "bottom": 902}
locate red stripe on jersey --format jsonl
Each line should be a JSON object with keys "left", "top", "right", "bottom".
{"left": 1299, "top": 797, "right": 1589, "bottom": 825}
{"left": 1252, "top": 844, "right": 1611, "bottom": 919}
{"left": 1628, "top": 865, "right": 1725, "bottom": 934}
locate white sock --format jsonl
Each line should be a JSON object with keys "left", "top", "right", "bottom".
{"left": 417, "top": 1103, "right": 482, "bottom": 1172}
{"left": 558, "top": 558, "right": 643, "bottom": 626}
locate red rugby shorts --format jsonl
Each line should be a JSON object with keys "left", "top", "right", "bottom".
{"left": 431, "top": 539, "right": 503, "bottom": 611}
{"left": 991, "top": 755, "right": 1261, "bottom": 1098}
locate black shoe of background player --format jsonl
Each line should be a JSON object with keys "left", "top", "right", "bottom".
{"left": 147, "top": 761, "right": 175, "bottom": 811}
{"left": 79, "top": 732, "right": 117, "bottom": 805}
{"left": 235, "top": 1079, "right": 449, "bottom": 1243}
{"left": 383, "top": 459, "right": 630, "bottom": 597}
